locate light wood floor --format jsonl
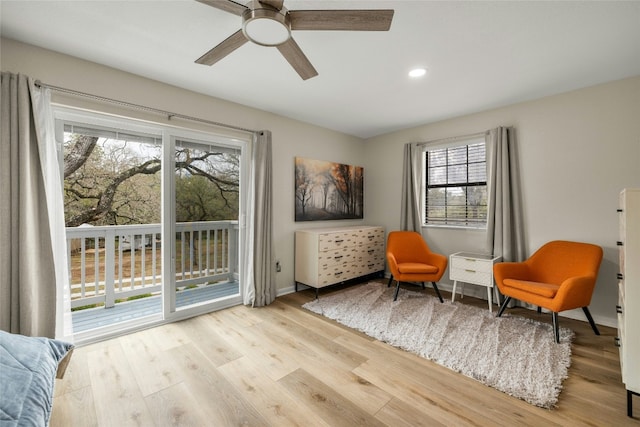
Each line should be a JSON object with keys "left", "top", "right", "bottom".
{"left": 51, "top": 280, "right": 639, "bottom": 426}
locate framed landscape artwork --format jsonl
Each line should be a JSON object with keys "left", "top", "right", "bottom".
{"left": 295, "top": 157, "right": 364, "bottom": 221}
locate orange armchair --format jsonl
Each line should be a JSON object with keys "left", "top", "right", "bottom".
{"left": 386, "top": 231, "right": 447, "bottom": 302}
{"left": 494, "top": 240, "right": 603, "bottom": 343}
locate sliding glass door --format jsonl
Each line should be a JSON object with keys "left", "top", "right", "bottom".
{"left": 168, "top": 136, "right": 242, "bottom": 314}
{"left": 56, "top": 108, "right": 247, "bottom": 340}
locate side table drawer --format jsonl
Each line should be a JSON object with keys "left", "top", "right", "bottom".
{"left": 450, "top": 267, "right": 492, "bottom": 286}
{"left": 451, "top": 256, "right": 493, "bottom": 273}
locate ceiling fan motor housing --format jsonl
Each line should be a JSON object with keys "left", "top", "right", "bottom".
{"left": 242, "top": 1, "right": 291, "bottom": 46}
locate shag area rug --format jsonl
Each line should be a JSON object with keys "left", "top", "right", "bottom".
{"left": 302, "top": 282, "right": 573, "bottom": 408}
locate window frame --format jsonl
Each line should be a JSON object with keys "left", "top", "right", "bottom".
{"left": 422, "top": 136, "right": 488, "bottom": 229}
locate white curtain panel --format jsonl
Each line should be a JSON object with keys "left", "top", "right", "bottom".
{"left": 485, "top": 126, "right": 526, "bottom": 262}
{"left": 242, "top": 130, "right": 276, "bottom": 307}
{"left": 29, "top": 80, "right": 74, "bottom": 341}
{"left": 400, "top": 142, "right": 422, "bottom": 232}
{"left": 0, "top": 73, "right": 72, "bottom": 339}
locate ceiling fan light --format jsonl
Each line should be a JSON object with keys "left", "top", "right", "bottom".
{"left": 409, "top": 67, "right": 427, "bottom": 78}
{"left": 243, "top": 7, "right": 291, "bottom": 47}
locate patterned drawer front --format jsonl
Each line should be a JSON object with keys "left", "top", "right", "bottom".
{"left": 618, "top": 281, "right": 625, "bottom": 373}
{"left": 318, "top": 248, "right": 354, "bottom": 268}
{"left": 358, "top": 244, "right": 384, "bottom": 261}
{"left": 451, "top": 256, "right": 494, "bottom": 273}
{"left": 343, "top": 268, "right": 361, "bottom": 282}
{"left": 345, "top": 229, "right": 363, "bottom": 244}
{"left": 450, "top": 267, "right": 492, "bottom": 286}
{"left": 318, "top": 232, "right": 352, "bottom": 251}
{"left": 358, "top": 227, "right": 385, "bottom": 246}
{"left": 318, "top": 265, "right": 350, "bottom": 286}
{"left": 618, "top": 280, "right": 625, "bottom": 342}
{"left": 362, "top": 259, "right": 384, "bottom": 274}
{"left": 619, "top": 247, "right": 625, "bottom": 275}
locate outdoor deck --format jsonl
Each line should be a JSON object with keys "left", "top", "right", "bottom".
{"left": 72, "top": 281, "right": 239, "bottom": 332}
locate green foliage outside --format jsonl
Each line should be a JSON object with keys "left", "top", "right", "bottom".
{"left": 63, "top": 132, "right": 239, "bottom": 226}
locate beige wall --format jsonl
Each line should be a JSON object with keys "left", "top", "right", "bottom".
{"left": 365, "top": 75, "right": 640, "bottom": 327}
{"left": 3, "top": 37, "right": 639, "bottom": 327}
{"left": 0, "top": 37, "right": 366, "bottom": 296}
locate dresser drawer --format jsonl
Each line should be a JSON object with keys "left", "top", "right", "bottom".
{"left": 318, "top": 264, "right": 352, "bottom": 286}
{"left": 618, "top": 281, "right": 625, "bottom": 374}
{"left": 358, "top": 243, "right": 384, "bottom": 261}
{"left": 363, "top": 259, "right": 385, "bottom": 274}
{"left": 357, "top": 227, "right": 385, "bottom": 246}
{"left": 318, "top": 248, "right": 354, "bottom": 268}
{"left": 318, "top": 232, "right": 352, "bottom": 251}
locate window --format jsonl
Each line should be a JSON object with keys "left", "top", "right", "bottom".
{"left": 424, "top": 138, "right": 487, "bottom": 227}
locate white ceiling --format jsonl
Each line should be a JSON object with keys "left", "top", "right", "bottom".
{"left": 1, "top": 1, "right": 639, "bottom": 138}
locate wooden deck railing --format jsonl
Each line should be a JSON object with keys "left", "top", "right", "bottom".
{"left": 66, "top": 221, "right": 238, "bottom": 309}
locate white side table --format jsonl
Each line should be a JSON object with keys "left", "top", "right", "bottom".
{"left": 450, "top": 252, "right": 502, "bottom": 312}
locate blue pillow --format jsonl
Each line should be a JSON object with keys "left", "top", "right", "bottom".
{"left": 0, "top": 331, "right": 74, "bottom": 427}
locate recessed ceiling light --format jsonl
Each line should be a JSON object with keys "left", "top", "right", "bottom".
{"left": 409, "top": 67, "right": 427, "bottom": 78}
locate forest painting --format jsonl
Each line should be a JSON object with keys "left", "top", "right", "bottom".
{"left": 295, "top": 157, "right": 364, "bottom": 221}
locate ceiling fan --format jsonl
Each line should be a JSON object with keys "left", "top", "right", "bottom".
{"left": 195, "top": 0, "right": 394, "bottom": 80}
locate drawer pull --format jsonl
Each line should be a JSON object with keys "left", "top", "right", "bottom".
{"left": 617, "top": 241, "right": 624, "bottom": 246}
{"left": 617, "top": 209, "right": 623, "bottom": 213}
{"left": 334, "top": 256, "right": 343, "bottom": 260}
{"left": 616, "top": 305, "right": 623, "bottom": 314}
{"left": 464, "top": 258, "right": 477, "bottom": 262}
{"left": 335, "top": 239, "right": 344, "bottom": 243}
{"left": 614, "top": 337, "right": 621, "bottom": 347}
{"left": 465, "top": 269, "right": 476, "bottom": 273}
{"left": 617, "top": 273, "right": 624, "bottom": 280}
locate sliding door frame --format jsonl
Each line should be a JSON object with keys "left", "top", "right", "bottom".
{"left": 54, "top": 106, "right": 250, "bottom": 341}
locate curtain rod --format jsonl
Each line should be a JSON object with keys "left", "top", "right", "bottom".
{"left": 34, "top": 80, "right": 258, "bottom": 134}
{"left": 417, "top": 131, "right": 487, "bottom": 147}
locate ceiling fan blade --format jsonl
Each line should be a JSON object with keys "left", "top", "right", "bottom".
{"left": 258, "top": 0, "right": 284, "bottom": 10}
{"left": 276, "top": 38, "right": 318, "bottom": 80}
{"left": 195, "top": 0, "right": 247, "bottom": 16}
{"left": 290, "top": 10, "right": 394, "bottom": 31}
{"left": 195, "top": 29, "right": 248, "bottom": 66}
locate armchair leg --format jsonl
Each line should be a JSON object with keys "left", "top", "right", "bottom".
{"left": 537, "top": 306, "right": 542, "bottom": 314}
{"left": 582, "top": 307, "right": 601, "bottom": 336}
{"left": 393, "top": 280, "right": 401, "bottom": 301}
{"left": 497, "top": 296, "right": 511, "bottom": 317}
{"left": 387, "top": 274, "right": 394, "bottom": 288}
{"left": 431, "top": 282, "right": 443, "bottom": 303}
{"left": 552, "top": 312, "right": 560, "bottom": 344}
{"left": 421, "top": 282, "right": 425, "bottom": 289}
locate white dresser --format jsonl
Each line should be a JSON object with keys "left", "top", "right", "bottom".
{"left": 617, "top": 188, "right": 640, "bottom": 418}
{"left": 295, "top": 225, "right": 385, "bottom": 297}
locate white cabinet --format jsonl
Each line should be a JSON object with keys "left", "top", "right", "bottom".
{"left": 449, "top": 252, "right": 501, "bottom": 312}
{"left": 295, "top": 225, "right": 384, "bottom": 297}
{"left": 617, "top": 188, "right": 640, "bottom": 418}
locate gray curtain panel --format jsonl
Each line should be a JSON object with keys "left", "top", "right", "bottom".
{"left": 400, "top": 142, "right": 422, "bottom": 232}
{"left": 485, "top": 126, "right": 526, "bottom": 262}
{"left": 0, "top": 72, "right": 57, "bottom": 337}
{"left": 248, "top": 130, "right": 276, "bottom": 307}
